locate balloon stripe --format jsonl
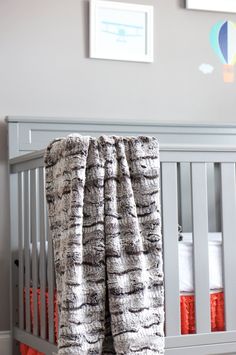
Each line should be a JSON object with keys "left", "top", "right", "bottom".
{"left": 228, "top": 21, "right": 236, "bottom": 65}
{"left": 210, "top": 21, "right": 226, "bottom": 64}
{"left": 219, "top": 21, "right": 228, "bottom": 63}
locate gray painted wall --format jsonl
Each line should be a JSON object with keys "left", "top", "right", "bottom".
{"left": 1, "top": 0, "right": 236, "bottom": 331}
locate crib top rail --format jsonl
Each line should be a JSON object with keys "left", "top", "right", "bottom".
{"left": 10, "top": 150, "right": 45, "bottom": 173}
{"left": 8, "top": 117, "right": 236, "bottom": 169}
{"left": 9, "top": 142, "right": 236, "bottom": 174}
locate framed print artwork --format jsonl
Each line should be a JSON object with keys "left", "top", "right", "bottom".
{"left": 186, "top": 0, "right": 236, "bottom": 13}
{"left": 89, "top": 0, "right": 154, "bottom": 62}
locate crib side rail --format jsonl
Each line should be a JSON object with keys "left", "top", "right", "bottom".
{"left": 10, "top": 151, "right": 56, "bottom": 355}
{"left": 161, "top": 155, "right": 236, "bottom": 353}
{"left": 9, "top": 148, "right": 236, "bottom": 355}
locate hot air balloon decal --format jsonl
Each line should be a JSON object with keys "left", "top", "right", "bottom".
{"left": 210, "top": 21, "right": 236, "bottom": 83}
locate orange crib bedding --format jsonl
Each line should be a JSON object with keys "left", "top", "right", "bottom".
{"left": 19, "top": 288, "right": 58, "bottom": 355}
{"left": 20, "top": 290, "right": 225, "bottom": 355}
{"left": 181, "top": 291, "right": 225, "bottom": 334}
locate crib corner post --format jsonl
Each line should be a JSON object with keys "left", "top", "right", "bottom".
{"left": 9, "top": 171, "right": 20, "bottom": 355}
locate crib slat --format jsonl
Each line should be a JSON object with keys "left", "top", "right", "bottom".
{"left": 47, "top": 210, "right": 55, "bottom": 343}
{"left": 162, "top": 162, "right": 180, "bottom": 336}
{"left": 191, "top": 163, "right": 211, "bottom": 333}
{"left": 39, "top": 167, "right": 47, "bottom": 340}
{"left": 31, "top": 169, "right": 39, "bottom": 336}
{"left": 24, "top": 170, "right": 31, "bottom": 333}
{"left": 221, "top": 163, "right": 236, "bottom": 331}
{"left": 18, "top": 172, "right": 24, "bottom": 330}
{"left": 179, "top": 163, "right": 192, "bottom": 231}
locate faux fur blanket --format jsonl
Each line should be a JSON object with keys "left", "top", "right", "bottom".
{"left": 45, "top": 135, "right": 164, "bottom": 355}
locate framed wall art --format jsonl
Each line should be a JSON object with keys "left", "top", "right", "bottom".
{"left": 186, "top": 0, "right": 236, "bottom": 13}
{"left": 89, "top": 0, "right": 154, "bottom": 62}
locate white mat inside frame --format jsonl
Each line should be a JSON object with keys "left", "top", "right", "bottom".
{"left": 186, "top": 0, "right": 236, "bottom": 13}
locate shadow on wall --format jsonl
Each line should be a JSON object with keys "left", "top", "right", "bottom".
{"left": 179, "top": 0, "right": 186, "bottom": 9}
{"left": 83, "top": 0, "right": 89, "bottom": 58}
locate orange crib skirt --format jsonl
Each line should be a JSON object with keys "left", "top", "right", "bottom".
{"left": 181, "top": 291, "right": 225, "bottom": 334}
{"left": 19, "top": 288, "right": 58, "bottom": 355}
{"left": 20, "top": 290, "right": 225, "bottom": 355}
{"left": 19, "top": 343, "right": 44, "bottom": 355}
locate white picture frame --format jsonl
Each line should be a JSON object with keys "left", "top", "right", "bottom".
{"left": 89, "top": 0, "right": 153, "bottom": 62}
{"left": 186, "top": 0, "right": 236, "bottom": 13}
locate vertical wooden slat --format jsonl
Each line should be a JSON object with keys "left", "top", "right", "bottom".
{"left": 207, "top": 163, "right": 216, "bottom": 232}
{"left": 24, "top": 170, "right": 31, "bottom": 333}
{"left": 179, "top": 163, "right": 192, "bottom": 232}
{"left": 191, "top": 163, "right": 211, "bottom": 334}
{"left": 207, "top": 163, "right": 221, "bottom": 232}
{"left": 162, "top": 162, "right": 180, "bottom": 336}
{"left": 31, "top": 169, "right": 39, "bottom": 336}
{"left": 213, "top": 163, "right": 222, "bottom": 232}
{"left": 18, "top": 172, "right": 24, "bottom": 330}
{"left": 221, "top": 163, "right": 236, "bottom": 331}
{"left": 39, "top": 167, "right": 47, "bottom": 339}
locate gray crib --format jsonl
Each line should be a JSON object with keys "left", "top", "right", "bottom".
{"left": 8, "top": 117, "right": 236, "bottom": 355}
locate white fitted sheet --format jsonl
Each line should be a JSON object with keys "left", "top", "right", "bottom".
{"left": 29, "top": 235, "right": 223, "bottom": 292}
{"left": 179, "top": 233, "right": 223, "bottom": 292}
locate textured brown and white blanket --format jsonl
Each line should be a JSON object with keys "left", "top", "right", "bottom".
{"left": 45, "top": 134, "right": 164, "bottom": 355}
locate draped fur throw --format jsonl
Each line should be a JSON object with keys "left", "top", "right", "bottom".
{"left": 45, "top": 135, "right": 164, "bottom": 355}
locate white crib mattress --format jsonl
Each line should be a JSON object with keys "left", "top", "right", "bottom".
{"left": 30, "top": 234, "right": 223, "bottom": 292}
{"left": 179, "top": 233, "right": 223, "bottom": 292}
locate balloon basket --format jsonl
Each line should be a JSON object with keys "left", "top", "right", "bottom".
{"left": 223, "top": 64, "right": 234, "bottom": 83}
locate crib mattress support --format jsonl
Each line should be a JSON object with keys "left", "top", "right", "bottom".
{"left": 15, "top": 327, "right": 236, "bottom": 355}
{"left": 14, "top": 328, "right": 57, "bottom": 355}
